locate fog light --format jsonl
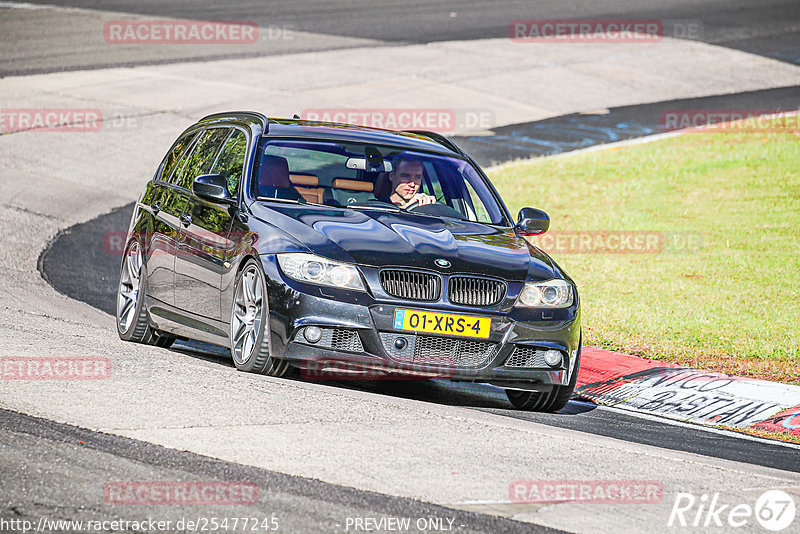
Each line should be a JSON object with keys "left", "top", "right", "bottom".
{"left": 304, "top": 326, "right": 322, "bottom": 344}
{"left": 543, "top": 349, "right": 562, "bottom": 367}
{"left": 394, "top": 337, "right": 407, "bottom": 350}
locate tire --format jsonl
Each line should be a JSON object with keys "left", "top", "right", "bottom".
{"left": 116, "top": 240, "right": 176, "bottom": 348}
{"left": 230, "top": 259, "right": 290, "bottom": 377}
{"left": 506, "top": 343, "right": 582, "bottom": 412}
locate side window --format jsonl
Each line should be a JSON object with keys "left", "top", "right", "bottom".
{"left": 422, "top": 162, "right": 444, "bottom": 200}
{"left": 160, "top": 131, "right": 197, "bottom": 182}
{"left": 462, "top": 166, "right": 504, "bottom": 224}
{"left": 211, "top": 130, "right": 248, "bottom": 196}
{"left": 463, "top": 179, "right": 492, "bottom": 223}
{"left": 173, "top": 128, "right": 231, "bottom": 189}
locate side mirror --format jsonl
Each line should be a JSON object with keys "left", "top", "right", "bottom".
{"left": 192, "top": 174, "right": 234, "bottom": 204}
{"left": 516, "top": 207, "right": 550, "bottom": 235}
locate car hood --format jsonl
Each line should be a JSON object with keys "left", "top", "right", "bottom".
{"left": 250, "top": 203, "right": 557, "bottom": 281}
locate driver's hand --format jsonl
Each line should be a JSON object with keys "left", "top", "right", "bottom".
{"left": 411, "top": 193, "right": 436, "bottom": 206}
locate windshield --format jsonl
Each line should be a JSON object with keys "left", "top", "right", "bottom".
{"left": 251, "top": 139, "right": 509, "bottom": 225}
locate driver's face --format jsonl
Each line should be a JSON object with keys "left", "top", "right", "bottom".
{"left": 391, "top": 161, "right": 424, "bottom": 200}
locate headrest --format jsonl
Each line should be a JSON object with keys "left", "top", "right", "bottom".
{"left": 333, "top": 178, "right": 373, "bottom": 192}
{"left": 290, "top": 174, "right": 319, "bottom": 187}
{"left": 373, "top": 172, "right": 392, "bottom": 198}
{"left": 259, "top": 155, "right": 291, "bottom": 189}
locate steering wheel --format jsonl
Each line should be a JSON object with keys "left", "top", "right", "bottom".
{"left": 405, "top": 199, "right": 468, "bottom": 220}
{"left": 404, "top": 199, "right": 422, "bottom": 211}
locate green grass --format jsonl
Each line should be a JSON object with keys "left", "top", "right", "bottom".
{"left": 489, "top": 119, "right": 800, "bottom": 383}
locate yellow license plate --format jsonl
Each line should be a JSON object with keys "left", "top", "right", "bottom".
{"left": 393, "top": 309, "right": 491, "bottom": 339}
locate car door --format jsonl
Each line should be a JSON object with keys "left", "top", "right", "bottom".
{"left": 145, "top": 130, "right": 198, "bottom": 306}
{"left": 172, "top": 127, "right": 233, "bottom": 319}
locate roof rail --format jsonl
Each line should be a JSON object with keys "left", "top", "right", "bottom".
{"left": 404, "top": 130, "right": 462, "bottom": 154}
{"left": 199, "top": 111, "right": 269, "bottom": 131}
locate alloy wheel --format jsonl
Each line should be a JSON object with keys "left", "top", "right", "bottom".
{"left": 231, "top": 264, "right": 264, "bottom": 366}
{"left": 117, "top": 241, "right": 142, "bottom": 333}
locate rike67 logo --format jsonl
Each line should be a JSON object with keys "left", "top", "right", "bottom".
{"left": 669, "top": 490, "right": 796, "bottom": 531}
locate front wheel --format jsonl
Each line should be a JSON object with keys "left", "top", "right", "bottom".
{"left": 116, "top": 240, "right": 175, "bottom": 348}
{"left": 230, "top": 259, "right": 290, "bottom": 377}
{"left": 506, "top": 345, "right": 581, "bottom": 412}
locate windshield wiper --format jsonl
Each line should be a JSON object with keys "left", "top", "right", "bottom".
{"left": 347, "top": 204, "right": 401, "bottom": 213}
{"left": 256, "top": 197, "right": 307, "bottom": 205}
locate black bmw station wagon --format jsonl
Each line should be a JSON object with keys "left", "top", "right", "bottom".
{"left": 117, "top": 112, "right": 581, "bottom": 411}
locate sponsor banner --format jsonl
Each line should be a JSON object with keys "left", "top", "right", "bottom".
{"left": 575, "top": 346, "right": 682, "bottom": 387}
{"left": 576, "top": 347, "right": 800, "bottom": 436}
{"left": 750, "top": 405, "right": 800, "bottom": 435}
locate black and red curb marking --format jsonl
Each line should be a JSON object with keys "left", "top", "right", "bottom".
{"left": 575, "top": 347, "right": 800, "bottom": 441}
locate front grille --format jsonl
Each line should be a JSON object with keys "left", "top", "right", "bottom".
{"left": 504, "top": 346, "right": 547, "bottom": 368}
{"left": 299, "top": 327, "right": 364, "bottom": 352}
{"left": 328, "top": 328, "right": 364, "bottom": 352}
{"left": 448, "top": 276, "right": 506, "bottom": 306}
{"left": 379, "top": 332, "right": 497, "bottom": 368}
{"left": 380, "top": 269, "right": 441, "bottom": 301}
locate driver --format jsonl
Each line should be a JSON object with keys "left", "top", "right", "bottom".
{"left": 381, "top": 157, "right": 436, "bottom": 209}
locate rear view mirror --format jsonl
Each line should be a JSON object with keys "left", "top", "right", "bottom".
{"left": 345, "top": 157, "right": 392, "bottom": 173}
{"left": 516, "top": 207, "right": 550, "bottom": 235}
{"left": 192, "top": 174, "right": 234, "bottom": 204}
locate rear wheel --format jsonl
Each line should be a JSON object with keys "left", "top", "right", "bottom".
{"left": 230, "top": 259, "right": 290, "bottom": 377}
{"left": 506, "top": 345, "right": 581, "bottom": 412}
{"left": 116, "top": 240, "right": 175, "bottom": 348}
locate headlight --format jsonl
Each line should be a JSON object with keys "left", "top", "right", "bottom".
{"left": 277, "top": 253, "right": 366, "bottom": 291}
{"left": 516, "top": 279, "right": 573, "bottom": 308}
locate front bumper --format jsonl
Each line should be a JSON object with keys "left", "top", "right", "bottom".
{"left": 262, "top": 256, "right": 581, "bottom": 390}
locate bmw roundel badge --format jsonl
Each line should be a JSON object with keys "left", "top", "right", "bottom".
{"left": 434, "top": 259, "right": 451, "bottom": 269}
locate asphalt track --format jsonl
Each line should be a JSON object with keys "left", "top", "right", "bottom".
{"left": 453, "top": 86, "right": 800, "bottom": 164}
{"left": 6, "top": 0, "right": 800, "bottom": 76}
{"left": 39, "top": 198, "right": 800, "bottom": 474}
{"left": 0, "top": 409, "right": 558, "bottom": 534}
